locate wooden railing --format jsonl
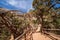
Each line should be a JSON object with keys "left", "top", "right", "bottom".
{"left": 44, "top": 29, "right": 60, "bottom": 31}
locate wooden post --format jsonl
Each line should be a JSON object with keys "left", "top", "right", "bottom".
{"left": 10, "top": 34, "right": 14, "bottom": 40}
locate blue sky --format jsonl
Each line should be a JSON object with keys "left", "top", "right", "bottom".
{"left": 54, "top": 4, "right": 60, "bottom": 8}
{"left": 0, "top": 0, "right": 33, "bottom": 12}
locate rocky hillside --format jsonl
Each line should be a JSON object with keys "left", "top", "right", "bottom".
{"left": 0, "top": 8, "right": 40, "bottom": 40}
{"left": 0, "top": 8, "right": 60, "bottom": 40}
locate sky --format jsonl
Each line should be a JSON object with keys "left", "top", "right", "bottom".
{"left": 0, "top": 0, "right": 60, "bottom": 13}
{"left": 0, "top": 0, "right": 33, "bottom": 13}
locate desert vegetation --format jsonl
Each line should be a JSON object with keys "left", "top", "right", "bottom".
{"left": 0, "top": 0, "right": 60, "bottom": 40}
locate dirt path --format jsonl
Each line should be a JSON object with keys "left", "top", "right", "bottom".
{"left": 32, "top": 26, "right": 52, "bottom": 40}
{"left": 32, "top": 26, "right": 60, "bottom": 40}
{"left": 32, "top": 33, "right": 52, "bottom": 40}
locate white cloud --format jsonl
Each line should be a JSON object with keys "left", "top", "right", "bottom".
{"left": 6, "top": 0, "right": 32, "bottom": 9}
{"left": 7, "top": 0, "right": 17, "bottom": 6}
